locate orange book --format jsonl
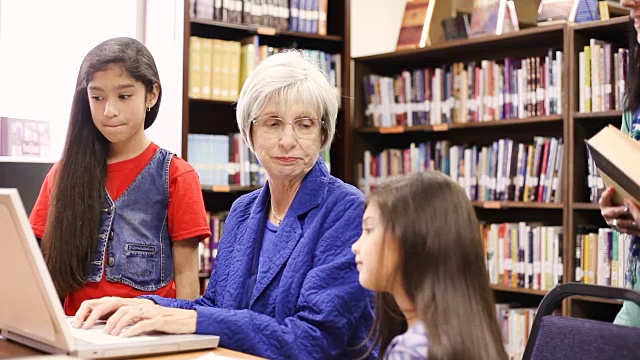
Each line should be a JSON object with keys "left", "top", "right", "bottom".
{"left": 396, "top": 0, "right": 435, "bottom": 50}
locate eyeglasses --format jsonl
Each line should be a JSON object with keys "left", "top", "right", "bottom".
{"left": 251, "top": 116, "right": 324, "bottom": 139}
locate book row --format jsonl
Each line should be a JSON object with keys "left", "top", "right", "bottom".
{"left": 188, "top": 133, "right": 331, "bottom": 187}
{"left": 578, "top": 39, "right": 628, "bottom": 113}
{"left": 189, "top": 36, "right": 341, "bottom": 101}
{"left": 362, "top": 50, "right": 563, "bottom": 128}
{"left": 191, "top": 0, "right": 329, "bottom": 34}
{"left": 358, "top": 136, "right": 564, "bottom": 204}
{"left": 483, "top": 222, "right": 563, "bottom": 292}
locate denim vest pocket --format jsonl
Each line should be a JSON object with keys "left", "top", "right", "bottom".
{"left": 125, "top": 243, "right": 157, "bottom": 277}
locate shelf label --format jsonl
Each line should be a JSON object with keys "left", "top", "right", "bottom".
{"left": 257, "top": 27, "right": 277, "bottom": 36}
{"left": 211, "top": 185, "right": 231, "bottom": 192}
{"left": 432, "top": 123, "right": 449, "bottom": 132}
{"left": 378, "top": 126, "right": 405, "bottom": 134}
{"left": 483, "top": 201, "right": 502, "bottom": 209}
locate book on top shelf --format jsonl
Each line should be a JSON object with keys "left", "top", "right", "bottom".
{"left": 469, "top": 0, "right": 518, "bottom": 37}
{"left": 441, "top": 13, "right": 471, "bottom": 41}
{"left": 585, "top": 124, "right": 640, "bottom": 207}
{"left": 536, "top": 0, "right": 579, "bottom": 25}
{"left": 396, "top": 0, "right": 436, "bottom": 50}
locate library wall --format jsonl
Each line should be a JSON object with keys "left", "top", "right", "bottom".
{"left": 0, "top": 0, "right": 185, "bottom": 160}
{"left": 0, "top": 0, "right": 141, "bottom": 161}
{"left": 350, "top": 0, "right": 409, "bottom": 58}
{"left": 142, "top": 0, "right": 186, "bottom": 156}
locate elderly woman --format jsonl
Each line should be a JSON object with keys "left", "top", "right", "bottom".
{"left": 72, "top": 50, "right": 376, "bottom": 359}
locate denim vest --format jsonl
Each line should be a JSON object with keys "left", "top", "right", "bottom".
{"left": 85, "top": 148, "right": 174, "bottom": 291}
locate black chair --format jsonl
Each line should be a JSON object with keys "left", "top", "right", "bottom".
{"left": 523, "top": 282, "right": 640, "bottom": 360}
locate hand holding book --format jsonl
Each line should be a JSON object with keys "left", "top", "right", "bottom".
{"left": 599, "top": 187, "right": 640, "bottom": 235}
{"left": 587, "top": 124, "right": 640, "bottom": 234}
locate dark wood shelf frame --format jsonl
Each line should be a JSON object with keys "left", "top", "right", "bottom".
{"left": 472, "top": 201, "right": 564, "bottom": 210}
{"left": 491, "top": 285, "right": 548, "bottom": 296}
{"left": 189, "top": 98, "right": 237, "bottom": 106}
{"left": 572, "top": 202, "right": 601, "bottom": 210}
{"left": 357, "top": 115, "right": 563, "bottom": 134}
{"left": 573, "top": 110, "right": 624, "bottom": 120}
{"left": 570, "top": 295, "right": 624, "bottom": 306}
{"left": 202, "top": 185, "right": 263, "bottom": 193}
{"left": 190, "top": 18, "right": 344, "bottom": 42}
{"left": 353, "top": 23, "right": 566, "bottom": 64}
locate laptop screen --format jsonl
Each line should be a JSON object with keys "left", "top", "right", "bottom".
{"left": 0, "top": 188, "right": 75, "bottom": 353}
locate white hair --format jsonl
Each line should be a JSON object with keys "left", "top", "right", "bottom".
{"left": 235, "top": 49, "right": 339, "bottom": 151}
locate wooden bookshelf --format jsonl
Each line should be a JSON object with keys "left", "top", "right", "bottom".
{"left": 357, "top": 115, "right": 563, "bottom": 134}
{"left": 183, "top": 0, "right": 351, "bottom": 290}
{"left": 566, "top": 18, "right": 631, "bottom": 318}
{"left": 350, "top": 17, "right": 633, "bottom": 322}
{"left": 355, "top": 23, "right": 565, "bottom": 65}
{"left": 191, "top": 18, "right": 344, "bottom": 42}
{"left": 491, "top": 285, "right": 548, "bottom": 296}
{"left": 352, "top": 23, "right": 570, "bottom": 325}
{"left": 202, "top": 185, "right": 262, "bottom": 193}
{"left": 0, "top": 156, "right": 55, "bottom": 164}
{"left": 571, "top": 15, "right": 628, "bottom": 32}
{"left": 573, "top": 110, "right": 623, "bottom": 120}
{"left": 189, "top": 98, "right": 237, "bottom": 106}
{"left": 570, "top": 295, "right": 623, "bottom": 306}
{"left": 183, "top": 0, "right": 351, "bottom": 181}
{"left": 472, "top": 201, "right": 563, "bottom": 210}
{"left": 572, "top": 202, "right": 600, "bottom": 210}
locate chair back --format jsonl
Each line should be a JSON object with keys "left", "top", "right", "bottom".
{"left": 523, "top": 283, "right": 640, "bottom": 360}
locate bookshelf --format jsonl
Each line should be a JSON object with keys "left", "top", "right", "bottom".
{"left": 180, "top": 0, "right": 352, "bottom": 286}
{"left": 352, "top": 22, "right": 570, "bottom": 326}
{"left": 567, "top": 15, "right": 630, "bottom": 319}
{"left": 350, "top": 16, "right": 632, "bottom": 325}
{"left": 357, "top": 114, "right": 564, "bottom": 134}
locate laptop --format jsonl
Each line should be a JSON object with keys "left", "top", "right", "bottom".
{"left": 0, "top": 188, "right": 220, "bottom": 358}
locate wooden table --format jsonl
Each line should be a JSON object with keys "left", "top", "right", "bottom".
{"left": 0, "top": 337, "right": 265, "bottom": 359}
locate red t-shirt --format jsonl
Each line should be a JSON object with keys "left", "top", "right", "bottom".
{"left": 29, "top": 142, "right": 211, "bottom": 315}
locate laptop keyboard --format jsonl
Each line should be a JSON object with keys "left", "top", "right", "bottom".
{"left": 67, "top": 319, "right": 160, "bottom": 345}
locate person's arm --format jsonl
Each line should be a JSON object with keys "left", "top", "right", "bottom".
{"left": 385, "top": 342, "right": 428, "bottom": 360}
{"left": 614, "top": 262, "right": 640, "bottom": 327}
{"left": 614, "top": 299, "right": 640, "bottom": 327}
{"left": 79, "top": 194, "right": 373, "bottom": 359}
{"left": 173, "top": 237, "right": 201, "bottom": 300}
{"left": 599, "top": 188, "right": 640, "bottom": 235}
{"left": 189, "top": 196, "right": 372, "bottom": 359}
{"left": 139, "top": 196, "right": 248, "bottom": 310}
{"left": 165, "top": 159, "right": 211, "bottom": 299}
{"left": 621, "top": 109, "right": 633, "bottom": 135}
{"left": 29, "top": 162, "right": 59, "bottom": 239}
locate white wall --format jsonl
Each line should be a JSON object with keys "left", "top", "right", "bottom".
{"left": 350, "top": 0, "right": 410, "bottom": 58}
{"left": 143, "top": 0, "right": 184, "bottom": 156}
{"left": 0, "top": 0, "right": 184, "bottom": 160}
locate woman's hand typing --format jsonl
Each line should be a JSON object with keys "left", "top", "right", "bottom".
{"left": 72, "top": 296, "right": 197, "bottom": 337}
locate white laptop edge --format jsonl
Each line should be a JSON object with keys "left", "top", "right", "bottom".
{"left": 0, "top": 188, "right": 77, "bottom": 354}
{"left": 0, "top": 188, "right": 220, "bottom": 359}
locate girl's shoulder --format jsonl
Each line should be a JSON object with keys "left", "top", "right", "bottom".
{"left": 385, "top": 322, "right": 428, "bottom": 360}
{"left": 42, "top": 161, "right": 62, "bottom": 186}
{"left": 155, "top": 147, "right": 197, "bottom": 180}
{"left": 168, "top": 153, "right": 196, "bottom": 176}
